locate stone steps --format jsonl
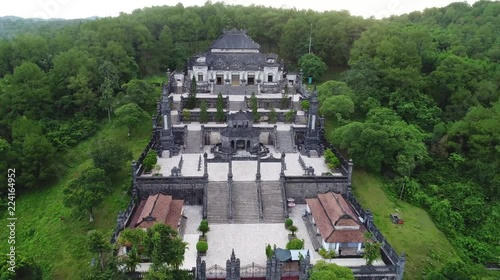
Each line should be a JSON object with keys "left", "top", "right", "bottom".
{"left": 207, "top": 182, "right": 229, "bottom": 224}
{"left": 184, "top": 130, "right": 201, "bottom": 153}
{"left": 232, "top": 182, "right": 260, "bottom": 224}
{"left": 276, "top": 130, "right": 294, "bottom": 153}
{"left": 261, "top": 182, "right": 285, "bottom": 223}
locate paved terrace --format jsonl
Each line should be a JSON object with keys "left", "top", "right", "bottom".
{"left": 172, "top": 93, "right": 302, "bottom": 102}
{"left": 181, "top": 205, "right": 385, "bottom": 271}
{"left": 151, "top": 147, "right": 336, "bottom": 180}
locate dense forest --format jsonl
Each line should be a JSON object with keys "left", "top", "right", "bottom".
{"left": 0, "top": 0, "right": 498, "bottom": 279}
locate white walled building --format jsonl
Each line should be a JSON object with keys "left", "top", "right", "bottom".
{"left": 187, "top": 29, "right": 283, "bottom": 88}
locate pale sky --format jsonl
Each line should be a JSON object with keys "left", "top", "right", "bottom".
{"left": 0, "top": 0, "right": 478, "bottom": 20}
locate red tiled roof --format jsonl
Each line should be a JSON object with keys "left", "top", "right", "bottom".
{"left": 165, "top": 200, "right": 184, "bottom": 229}
{"left": 129, "top": 194, "right": 184, "bottom": 230}
{"left": 305, "top": 198, "right": 333, "bottom": 241}
{"left": 306, "top": 192, "right": 366, "bottom": 243}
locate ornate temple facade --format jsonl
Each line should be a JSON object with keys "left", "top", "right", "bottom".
{"left": 187, "top": 30, "right": 283, "bottom": 88}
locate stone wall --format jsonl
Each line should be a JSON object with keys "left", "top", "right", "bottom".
{"left": 284, "top": 176, "right": 349, "bottom": 204}
{"left": 136, "top": 176, "right": 205, "bottom": 205}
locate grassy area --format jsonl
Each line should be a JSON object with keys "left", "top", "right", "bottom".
{"left": 352, "top": 169, "right": 460, "bottom": 279}
{"left": 0, "top": 121, "right": 151, "bottom": 279}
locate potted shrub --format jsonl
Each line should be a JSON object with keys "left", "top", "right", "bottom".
{"left": 286, "top": 238, "right": 305, "bottom": 250}
{"left": 288, "top": 225, "right": 298, "bottom": 241}
{"left": 285, "top": 218, "right": 293, "bottom": 229}
{"left": 198, "top": 219, "right": 210, "bottom": 241}
{"left": 196, "top": 241, "right": 208, "bottom": 256}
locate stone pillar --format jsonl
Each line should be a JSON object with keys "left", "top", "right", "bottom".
{"left": 203, "top": 152, "right": 208, "bottom": 178}
{"left": 347, "top": 159, "right": 354, "bottom": 186}
{"left": 226, "top": 249, "right": 240, "bottom": 280}
{"left": 280, "top": 152, "right": 286, "bottom": 176}
{"left": 365, "top": 209, "right": 374, "bottom": 229}
{"left": 228, "top": 156, "right": 233, "bottom": 180}
{"left": 299, "top": 251, "right": 311, "bottom": 280}
{"left": 256, "top": 155, "right": 261, "bottom": 181}
{"left": 200, "top": 260, "right": 206, "bottom": 280}
{"left": 131, "top": 161, "right": 138, "bottom": 184}
{"left": 396, "top": 252, "right": 406, "bottom": 280}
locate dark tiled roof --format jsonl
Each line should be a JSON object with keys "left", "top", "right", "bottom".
{"left": 306, "top": 192, "right": 366, "bottom": 243}
{"left": 210, "top": 30, "right": 260, "bottom": 49}
{"left": 129, "top": 194, "right": 184, "bottom": 230}
{"left": 190, "top": 52, "right": 280, "bottom": 71}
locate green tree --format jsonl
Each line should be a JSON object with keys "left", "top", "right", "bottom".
{"left": 284, "top": 110, "right": 295, "bottom": 123}
{"left": 119, "top": 79, "right": 157, "bottom": 110}
{"left": 63, "top": 167, "right": 111, "bottom": 222}
{"left": 309, "top": 261, "right": 354, "bottom": 280}
{"left": 250, "top": 92, "right": 260, "bottom": 122}
{"left": 265, "top": 244, "right": 274, "bottom": 260}
{"left": 99, "top": 77, "right": 115, "bottom": 122}
{"left": 143, "top": 151, "right": 158, "bottom": 173}
{"left": 87, "top": 230, "right": 112, "bottom": 270}
{"left": 144, "top": 224, "right": 187, "bottom": 269}
{"left": 363, "top": 233, "right": 382, "bottom": 266}
{"left": 268, "top": 107, "right": 277, "bottom": 123}
{"left": 301, "top": 100, "right": 310, "bottom": 111}
{"left": 114, "top": 103, "right": 149, "bottom": 136}
{"left": 197, "top": 219, "right": 210, "bottom": 238}
{"left": 298, "top": 53, "right": 327, "bottom": 83}
{"left": 215, "top": 93, "right": 225, "bottom": 122}
{"left": 123, "top": 247, "right": 141, "bottom": 273}
{"left": 118, "top": 228, "right": 147, "bottom": 250}
{"left": 288, "top": 225, "right": 298, "bottom": 237}
{"left": 320, "top": 95, "right": 355, "bottom": 121}
{"left": 199, "top": 100, "right": 209, "bottom": 123}
{"left": 187, "top": 76, "right": 197, "bottom": 109}
{"left": 182, "top": 109, "right": 191, "bottom": 122}
{"left": 90, "top": 138, "right": 132, "bottom": 175}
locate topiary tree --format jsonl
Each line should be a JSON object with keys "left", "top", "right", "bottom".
{"left": 286, "top": 238, "right": 305, "bottom": 250}
{"left": 250, "top": 92, "right": 260, "bottom": 122}
{"left": 215, "top": 92, "right": 225, "bottom": 122}
{"left": 285, "top": 218, "right": 293, "bottom": 229}
{"left": 199, "top": 100, "right": 209, "bottom": 123}
{"left": 281, "top": 85, "right": 289, "bottom": 109}
{"left": 196, "top": 241, "right": 208, "bottom": 253}
{"left": 182, "top": 108, "right": 191, "bottom": 122}
{"left": 143, "top": 151, "right": 158, "bottom": 173}
{"left": 187, "top": 76, "right": 197, "bottom": 109}
{"left": 288, "top": 225, "right": 298, "bottom": 237}
{"left": 269, "top": 108, "right": 277, "bottom": 123}
{"left": 265, "top": 244, "right": 274, "bottom": 260}
{"left": 285, "top": 110, "right": 295, "bottom": 123}
{"left": 197, "top": 219, "right": 210, "bottom": 238}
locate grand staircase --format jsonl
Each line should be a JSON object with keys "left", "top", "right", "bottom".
{"left": 207, "top": 182, "right": 229, "bottom": 224}
{"left": 184, "top": 130, "right": 201, "bottom": 153}
{"left": 276, "top": 130, "right": 295, "bottom": 153}
{"left": 232, "top": 182, "right": 260, "bottom": 224}
{"left": 261, "top": 181, "right": 285, "bottom": 223}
